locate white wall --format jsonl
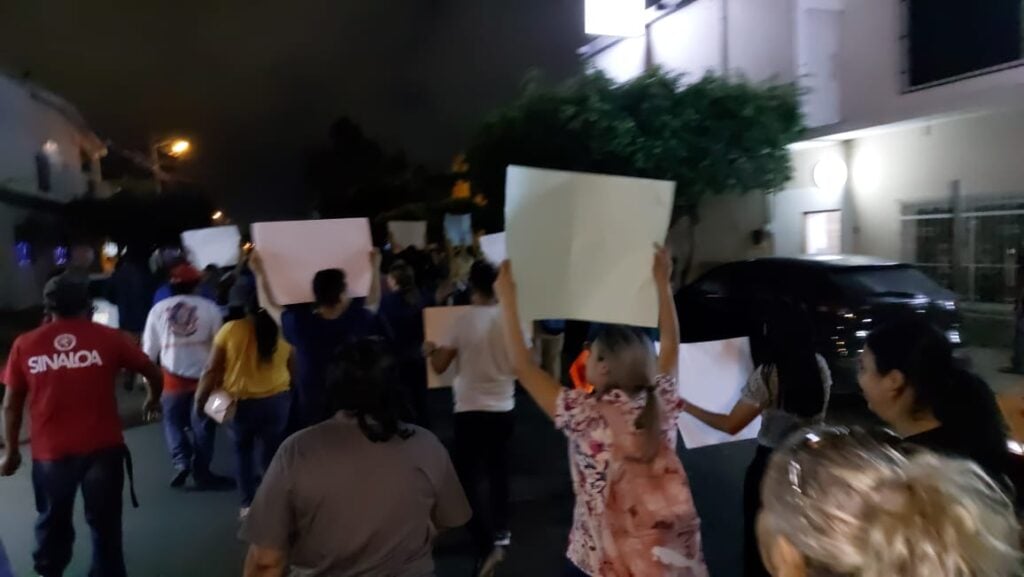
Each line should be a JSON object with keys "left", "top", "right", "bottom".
{"left": 726, "top": 0, "right": 795, "bottom": 83}
{"left": 590, "top": 36, "right": 647, "bottom": 83}
{"left": 848, "top": 108, "right": 1024, "bottom": 261}
{"left": 0, "top": 74, "right": 97, "bottom": 201}
{"left": 649, "top": 0, "right": 725, "bottom": 79}
{"left": 772, "top": 144, "right": 849, "bottom": 256}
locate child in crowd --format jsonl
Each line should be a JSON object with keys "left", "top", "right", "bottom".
{"left": 494, "top": 247, "right": 707, "bottom": 577}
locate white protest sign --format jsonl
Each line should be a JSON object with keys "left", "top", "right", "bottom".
{"left": 672, "top": 337, "right": 759, "bottom": 449}
{"left": 505, "top": 165, "right": 674, "bottom": 327}
{"left": 181, "top": 226, "right": 241, "bottom": 269}
{"left": 424, "top": 306, "right": 474, "bottom": 389}
{"left": 251, "top": 218, "right": 373, "bottom": 305}
{"left": 388, "top": 220, "right": 427, "bottom": 250}
{"left": 479, "top": 232, "right": 506, "bottom": 265}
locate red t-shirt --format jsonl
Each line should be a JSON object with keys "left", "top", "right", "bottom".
{"left": 3, "top": 318, "right": 153, "bottom": 461}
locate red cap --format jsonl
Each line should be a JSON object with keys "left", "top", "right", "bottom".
{"left": 169, "top": 263, "right": 202, "bottom": 285}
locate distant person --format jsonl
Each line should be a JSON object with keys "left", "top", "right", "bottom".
{"left": 682, "top": 305, "right": 831, "bottom": 577}
{"left": 1, "top": 273, "right": 163, "bottom": 577}
{"left": 143, "top": 263, "right": 234, "bottom": 490}
{"left": 494, "top": 249, "right": 708, "bottom": 577}
{"left": 152, "top": 261, "right": 218, "bottom": 307}
{"left": 758, "top": 426, "right": 1021, "bottom": 577}
{"left": 107, "top": 250, "right": 154, "bottom": 344}
{"left": 250, "top": 250, "right": 386, "bottom": 430}
{"left": 378, "top": 260, "right": 432, "bottom": 427}
{"left": 196, "top": 281, "right": 293, "bottom": 517}
{"left": 859, "top": 318, "right": 1014, "bottom": 492}
{"left": 425, "top": 261, "right": 518, "bottom": 575}
{"left": 240, "top": 338, "right": 471, "bottom": 577}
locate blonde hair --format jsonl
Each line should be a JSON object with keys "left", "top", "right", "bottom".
{"left": 759, "top": 427, "right": 1021, "bottom": 577}
{"left": 592, "top": 325, "right": 661, "bottom": 462}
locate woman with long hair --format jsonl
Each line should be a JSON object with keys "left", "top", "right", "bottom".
{"left": 378, "top": 260, "right": 431, "bottom": 427}
{"left": 239, "top": 338, "right": 470, "bottom": 577}
{"left": 197, "top": 284, "right": 293, "bottom": 517}
{"left": 859, "top": 317, "right": 1012, "bottom": 490}
{"left": 681, "top": 304, "right": 831, "bottom": 577}
{"left": 758, "top": 426, "right": 1020, "bottom": 577}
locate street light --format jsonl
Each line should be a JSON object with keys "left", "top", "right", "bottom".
{"left": 212, "top": 210, "right": 224, "bottom": 222}
{"left": 151, "top": 136, "right": 192, "bottom": 193}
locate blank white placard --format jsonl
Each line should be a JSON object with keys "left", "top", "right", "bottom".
{"left": 673, "top": 337, "right": 760, "bottom": 449}
{"left": 252, "top": 218, "right": 373, "bottom": 305}
{"left": 504, "top": 165, "right": 674, "bottom": 327}
{"left": 181, "top": 226, "right": 241, "bottom": 269}
{"left": 388, "top": 220, "right": 427, "bottom": 250}
{"left": 424, "top": 306, "right": 473, "bottom": 389}
{"left": 479, "top": 232, "right": 506, "bottom": 265}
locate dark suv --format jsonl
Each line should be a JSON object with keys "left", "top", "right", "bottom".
{"left": 675, "top": 256, "right": 962, "bottom": 394}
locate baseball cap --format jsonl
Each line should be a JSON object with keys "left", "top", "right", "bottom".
{"left": 43, "top": 273, "right": 92, "bottom": 316}
{"left": 169, "top": 263, "right": 202, "bottom": 285}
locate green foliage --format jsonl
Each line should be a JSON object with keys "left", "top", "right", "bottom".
{"left": 466, "top": 68, "right": 804, "bottom": 216}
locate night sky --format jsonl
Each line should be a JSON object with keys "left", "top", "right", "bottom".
{"left": 0, "top": 1, "right": 586, "bottom": 220}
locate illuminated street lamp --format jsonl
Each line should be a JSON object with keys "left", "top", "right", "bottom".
{"left": 212, "top": 210, "right": 225, "bottom": 223}
{"left": 151, "top": 136, "right": 193, "bottom": 193}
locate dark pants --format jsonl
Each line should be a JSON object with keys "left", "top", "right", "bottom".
{"left": 290, "top": 383, "right": 328, "bottom": 432}
{"left": 32, "top": 447, "right": 126, "bottom": 577}
{"left": 1012, "top": 315, "right": 1024, "bottom": 372}
{"left": 744, "top": 444, "right": 773, "bottom": 577}
{"left": 228, "top": 391, "right": 291, "bottom": 506}
{"left": 161, "top": 390, "right": 216, "bottom": 479}
{"left": 454, "top": 410, "right": 514, "bottom": 556}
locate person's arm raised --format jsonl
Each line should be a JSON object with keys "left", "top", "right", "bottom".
{"left": 683, "top": 400, "right": 761, "bottom": 436}
{"left": 654, "top": 245, "right": 679, "bottom": 377}
{"left": 494, "top": 262, "right": 561, "bottom": 420}
{"left": 364, "top": 249, "right": 382, "bottom": 312}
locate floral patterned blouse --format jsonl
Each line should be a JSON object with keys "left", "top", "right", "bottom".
{"left": 554, "top": 374, "right": 687, "bottom": 576}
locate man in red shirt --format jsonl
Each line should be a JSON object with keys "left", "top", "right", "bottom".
{"left": 1, "top": 273, "right": 163, "bottom": 577}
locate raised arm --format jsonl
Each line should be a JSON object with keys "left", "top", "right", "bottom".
{"left": 654, "top": 245, "right": 679, "bottom": 376}
{"left": 494, "top": 262, "right": 561, "bottom": 419}
{"left": 683, "top": 400, "right": 761, "bottom": 436}
{"left": 365, "top": 249, "right": 382, "bottom": 312}
{"left": 249, "top": 251, "right": 284, "bottom": 327}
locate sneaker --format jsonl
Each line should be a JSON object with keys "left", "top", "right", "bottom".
{"left": 493, "top": 530, "right": 511, "bottom": 547}
{"left": 193, "top": 472, "right": 237, "bottom": 491}
{"left": 477, "top": 546, "right": 506, "bottom": 577}
{"left": 169, "top": 468, "right": 191, "bottom": 489}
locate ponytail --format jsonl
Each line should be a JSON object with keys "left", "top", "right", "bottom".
{"left": 246, "top": 295, "right": 278, "bottom": 363}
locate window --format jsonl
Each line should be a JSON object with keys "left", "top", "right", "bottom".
{"left": 35, "top": 152, "right": 52, "bottom": 193}
{"left": 905, "top": 0, "right": 1024, "bottom": 89}
{"left": 804, "top": 211, "right": 841, "bottom": 255}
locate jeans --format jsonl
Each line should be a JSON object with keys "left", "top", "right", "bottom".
{"left": 228, "top": 391, "right": 291, "bottom": 506}
{"left": 32, "top": 447, "right": 127, "bottom": 577}
{"left": 743, "top": 444, "right": 773, "bottom": 577}
{"left": 454, "top": 410, "right": 515, "bottom": 556}
{"left": 0, "top": 539, "right": 13, "bottom": 577}
{"left": 161, "top": 390, "right": 216, "bottom": 479}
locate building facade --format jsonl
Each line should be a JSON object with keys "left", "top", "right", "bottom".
{"left": 0, "top": 72, "right": 108, "bottom": 310}
{"left": 585, "top": 0, "right": 1024, "bottom": 306}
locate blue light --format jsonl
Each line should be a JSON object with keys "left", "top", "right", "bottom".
{"left": 16, "top": 242, "right": 32, "bottom": 267}
{"left": 53, "top": 246, "right": 69, "bottom": 266}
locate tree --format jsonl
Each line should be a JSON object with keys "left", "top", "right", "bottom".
{"left": 465, "top": 68, "right": 804, "bottom": 279}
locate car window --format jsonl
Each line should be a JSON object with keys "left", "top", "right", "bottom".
{"left": 693, "top": 264, "right": 747, "bottom": 297}
{"left": 827, "top": 266, "right": 952, "bottom": 299}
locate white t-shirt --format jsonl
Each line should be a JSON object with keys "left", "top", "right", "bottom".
{"left": 441, "top": 305, "right": 516, "bottom": 413}
{"left": 143, "top": 294, "right": 223, "bottom": 379}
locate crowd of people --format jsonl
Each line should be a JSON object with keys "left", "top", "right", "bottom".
{"left": 1, "top": 235, "right": 1023, "bottom": 577}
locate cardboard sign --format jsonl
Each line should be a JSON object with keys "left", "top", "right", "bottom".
{"left": 504, "top": 165, "right": 675, "bottom": 327}
{"left": 479, "top": 232, "right": 506, "bottom": 265}
{"left": 388, "top": 220, "right": 427, "bottom": 250}
{"left": 444, "top": 213, "right": 473, "bottom": 247}
{"left": 181, "top": 226, "right": 242, "bottom": 269}
{"left": 251, "top": 218, "right": 373, "bottom": 305}
{"left": 671, "top": 337, "right": 760, "bottom": 449}
{"left": 424, "top": 306, "right": 474, "bottom": 389}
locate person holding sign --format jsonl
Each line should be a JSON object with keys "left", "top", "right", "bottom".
{"left": 494, "top": 248, "right": 707, "bottom": 577}
{"left": 378, "top": 260, "right": 432, "bottom": 427}
{"left": 680, "top": 307, "right": 831, "bottom": 577}
{"left": 424, "top": 261, "right": 517, "bottom": 576}
{"left": 250, "top": 251, "right": 387, "bottom": 430}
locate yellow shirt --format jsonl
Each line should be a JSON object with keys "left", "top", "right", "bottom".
{"left": 213, "top": 318, "right": 292, "bottom": 400}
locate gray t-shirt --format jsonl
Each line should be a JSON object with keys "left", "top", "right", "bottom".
{"left": 740, "top": 355, "right": 833, "bottom": 448}
{"left": 240, "top": 413, "right": 471, "bottom": 577}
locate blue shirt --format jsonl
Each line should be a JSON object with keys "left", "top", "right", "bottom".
{"left": 282, "top": 302, "right": 391, "bottom": 423}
